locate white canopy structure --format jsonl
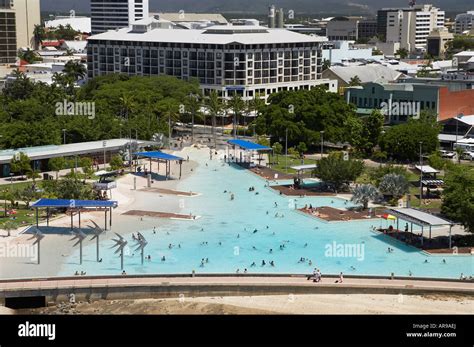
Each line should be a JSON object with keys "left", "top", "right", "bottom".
{"left": 386, "top": 208, "right": 457, "bottom": 248}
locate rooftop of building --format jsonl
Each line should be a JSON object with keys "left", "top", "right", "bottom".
{"left": 152, "top": 12, "right": 228, "bottom": 24}
{"left": 45, "top": 16, "right": 91, "bottom": 34}
{"left": 0, "top": 139, "right": 150, "bottom": 165}
{"left": 88, "top": 25, "right": 327, "bottom": 45}
{"left": 325, "top": 64, "right": 404, "bottom": 84}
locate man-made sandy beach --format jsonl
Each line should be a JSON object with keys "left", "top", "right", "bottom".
{"left": 0, "top": 147, "right": 199, "bottom": 279}
{"left": 14, "top": 293, "right": 474, "bottom": 315}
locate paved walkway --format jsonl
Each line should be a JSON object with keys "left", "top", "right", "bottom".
{"left": 0, "top": 276, "right": 472, "bottom": 294}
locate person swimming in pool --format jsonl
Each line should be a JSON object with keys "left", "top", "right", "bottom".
{"left": 261, "top": 260, "right": 266, "bottom": 266}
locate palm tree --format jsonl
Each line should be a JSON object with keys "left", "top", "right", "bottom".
{"left": 228, "top": 94, "right": 245, "bottom": 138}
{"left": 157, "top": 98, "right": 180, "bottom": 149}
{"left": 33, "top": 25, "right": 45, "bottom": 50}
{"left": 63, "top": 61, "right": 87, "bottom": 82}
{"left": 2, "top": 220, "right": 17, "bottom": 237}
{"left": 348, "top": 75, "right": 362, "bottom": 86}
{"left": 379, "top": 174, "right": 410, "bottom": 200}
{"left": 18, "top": 48, "right": 38, "bottom": 64}
{"left": 185, "top": 93, "right": 202, "bottom": 144}
{"left": 395, "top": 48, "right": 409, "bottom": 59}
{"left": 351, "top": 184, "right": 381, "bottom": 210}
{"left": 455, "top": 147, "right": 464, "bottom": 164}
{"left": 205, "top": 91, "right": 223, "bottom": 148}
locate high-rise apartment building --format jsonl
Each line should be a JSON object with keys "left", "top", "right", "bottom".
{"left": 0, "top": 0, "right": 40, "bottom": 64}
{"left": 0, "top": 0, "right": 16, "bottom": 64}
{"left": 12, "top": 0, "right": 40, "bottom": 49}
{"left": 91, "top": 0, "right": 149, "bottom": 34}
{"left": 378, "top": 4, "right": 445, "bottom": 52}
{"left": 454, "top": 11, "right": 474, "bottom": 35}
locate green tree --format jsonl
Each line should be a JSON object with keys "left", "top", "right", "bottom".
{"left": 378, "top": 174, "right": 410, "bottom": 200}
{"left": 368, "top": 164, "right": 409, "bottom": 186}
{"left": 63, "top": 60, "right": 87, "bottom": 82}
{"left": 441, "top": 165, "right": 474, "bottom": 233}
{"left": 2, "top": 220, "right": 18, "bottom": 237}
{"left": 296, "top": 142, "right": 307, "bottom": 158}
{"left": 228, "top": 94, "right": 245, "bottom": 139}
{"left": 351, "top": 184, "right": 381, "bottom": 210}
{"left": 48, "top": 157, "right": 66, "bottom": 180}
{"left": 314, "top": 152, "right": 365, "bottom": 193}
{"left": 396, "top": 48, "right": 409, "bottom": 59}
{"left": 206, "top": 91, "right": 224, "bottom": 148}
{"left": 428, "top": 153, "right": 448, "bottom": 171}
{"left": 33, "top": 24, "right": 45, "bottom": 50}
{"left": 10, "top": 152, "right": 32, "bottom": 179}
{"left": 272, "top": 142, "right": 283, "bottom": 163}
{"left": 109, "top": 154, "right": 124, "bottom": 171}
{"left": 380, "top": 114, "right": 440, "bottom": 162}
{"left": 348, "top": 75, "right": 362, "bottom": 86}
{"left": 80, "top": 157, "right": 94, "bottom": 176}
{"left": 18, "top": 48, "right": 40, "bottom": 64}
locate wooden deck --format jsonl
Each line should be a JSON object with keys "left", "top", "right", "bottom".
{"left": 139, "top": 187, "right": 198, "bottom": 196}
{"left": 272, "top": 185, "right": 336, "bottom": 197}
{"left": 122, "top": 210, "right": 197, "bottom": 220}
{"left": 299, "top": 206, "right": 375, "bottom": 221}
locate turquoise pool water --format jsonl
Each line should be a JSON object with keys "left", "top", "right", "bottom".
{"left": 60, "top": 150, "right": 473, "bottom": 279}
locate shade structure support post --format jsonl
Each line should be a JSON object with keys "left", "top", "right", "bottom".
{"left": 179, "top": 161, "right": 182, "bottom": 179}
{"left": 46, "top": 207, "right": 49, "bottom": 227}
{"left": 78, "top": 210, "right": 81, "bottom": 230}
{"left": 96, "top": 236, "right": 100, "bottom": 262}
{"left": 104, "top": 209, "right": 108, "bottom": 231}
{"left": 79, "top": 240, "right": 82, "bottom": 265}
{"left": 421, "top": 226, "right": 424, "bottom": 246}
{"left": 35, "top": 208, "right": 39, "bottom": 227}
{"left": 37, "top": 240, "right": 40, "bottom": 265}
{"left": 449, "top": 225, "right": 452, "bottom": 249}
{"left": 429, "top": 225, "right": 432, "bottom": 240}
{"left": 396, "top": 218, "right": 399, "bottom": 233}
{"left": 70, "top": 211, "right": 73, "bottom": 230}
{"left": 109, "top": 207, "right": 112, "bottom": 227}
{"left": 149, "top": 158, "right": 152, "bottom": 173}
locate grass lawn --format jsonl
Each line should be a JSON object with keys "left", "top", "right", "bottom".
{"left": 269, "top": 155, "right": 318, "bottom": 175}
{"left": 0, "top": 181, "right": 44, "bottom": 199}
{"left": 0, "top": 206, "right": 37, "bottom": 229}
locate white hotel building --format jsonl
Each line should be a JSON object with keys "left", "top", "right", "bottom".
{"left": 86, "top": 20, "right": 337, "bottom": 101}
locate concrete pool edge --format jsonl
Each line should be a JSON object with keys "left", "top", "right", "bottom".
{"left": 0, "top": 275, "right": 473, "bottom": 306}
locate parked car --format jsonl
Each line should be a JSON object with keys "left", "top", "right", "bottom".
{"left": 461, "top": 151, "right": 474, "bottom": 161}
{"left": 439, "top": 150, "right": 455, "bottom": 159}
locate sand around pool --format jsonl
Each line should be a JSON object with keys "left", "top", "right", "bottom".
{"left": 15, "top": 293, "right": 474, "bottom": 315}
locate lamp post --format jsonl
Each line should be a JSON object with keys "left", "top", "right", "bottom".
{"left": 62, "top": 129, "right": 66, "bottom": 144}
{"left": 103, "top": 140, "right": 107, "bottom": 170}
{"left": 285, "top": 128, "right": 288, "bottom": 173}
{"left": 320, "top": 130, "right": 325, "bottom": 159}
{"left": 455, "top": 113, "right": 464, "bottom": 150}
{"left": 419, "top": 141, "right": 423, "bottom": 205}
{"left": 168, "top": 113, "right": 172, "bottom": 150}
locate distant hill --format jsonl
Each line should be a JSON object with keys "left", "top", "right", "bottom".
{"left": 40, "top": 0, "right": 473, "bottom": 16}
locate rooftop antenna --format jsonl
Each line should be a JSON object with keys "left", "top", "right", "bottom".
{"left": 88, "top": 220, "right": 105, "bottom": 262}
{"left": 409, "top": 0, "right": 416, "bottom": 7}
{"left": 70, "top": 229, "right": 87, "bottom": 265}
{"left": 111, "top": 233, "right": 128, "bottom": 270}
{"left": 28, "top": 227, "right": 44, "bottom": 265}
{"left": 133, "top": 232, "right": 148, "bottom": 265}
